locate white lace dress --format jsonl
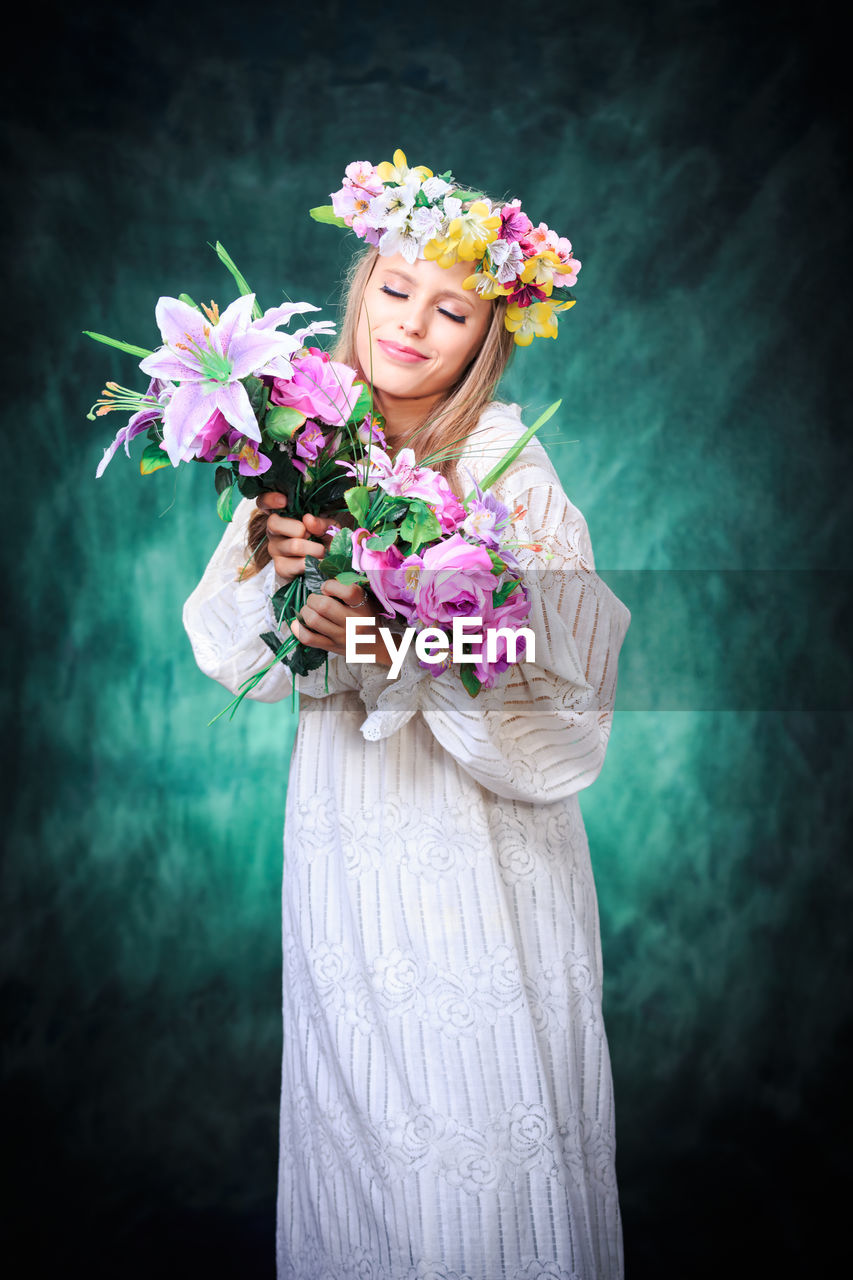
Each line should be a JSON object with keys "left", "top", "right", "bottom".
{"left": 183, "top": 401, "right": 632, "bottom": 1280}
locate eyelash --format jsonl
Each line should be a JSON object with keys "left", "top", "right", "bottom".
{"left": 380, "top": 283, "right": 466, "bottom": 324}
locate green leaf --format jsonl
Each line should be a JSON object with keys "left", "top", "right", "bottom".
{"left": 328, "top": 527, "right": 353, "bottom": 560}
{"left": 212, "top": 242, "right": 262, "bottom": 319}
{"left": 260, "top": 631, "right": 283, "bottom": 656}
{"left": 344, "top": 485, "right": 370, "bottom": 526}
{"left": 217, "top": 483, "right": 238, "bottom": 522}
{"left": 139, "top": 443, "right": 170, "bottom": 475}
{"left": 286, "top": 642, "right": 329, "bottom": 675}
{"left": 468, "top": 400, "right": 562, "bottom": 501}
{"left": 236, "top": 475, "right": 263, "bottom": 499}
{"left": 214, "top": 465, "right": 233, "bottom": 495}
{"left": 335, "top": 571, "right": 366, "bottom": 586}
{"left": 303, "top": 555, "right": 326, "bottom": 594}
{"left": 83, "top": 331, "right": 153, "bottom": 359}
{"left": 244, "top": 375, "right": 267, "bottom": 417}
{"left": 347, "top": 382, "right": 373, "bottom": 424}
{"left": 460, "top": 665, "right": 482, "bottom": 698}
{"left": 365, "top": 530, "right": 398, "bottom": 552}
{"left": 487, "top": 549, "right": 507, "bottom": 575}
{"left": 451, "top": 189, "right": 485, "bottom": 203}
{"left": 492, "top": 579, "right": 523, "bottom": 608}
{"left": 270, "top": 579, "right": 303, "bottom": 629}
{"left": 400, "top": 499, "right": 440, "bottom": 553}
{"left": 178, "top": 293, "right": 199, "bottom": 310}
{"left": 265, "top": 404, "right": 306, "bottom": 441}
{"left": 309, "top": 205, "right": 348, "bottom": 228}
{"left": 318, "top": 554, "right": 351, "bottom": 578}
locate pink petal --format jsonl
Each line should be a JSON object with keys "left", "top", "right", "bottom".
{"left": 139, "top": 349, "right": 204, "bottom": 382}
{"left": 214, "top": 380, "right": 260, "bottom": 441}
{"left": 162, "top": 383, "right": 216, "bottom": 465}
{"left": 229, "top": 330, "right": 300, "bottom": 380}
{"left": 215, "top": 294, "right": 256, "bottom": 355}
{"left": 254, "top": 301, "right": 320, "bottom": 331}
{"left": 154, "top": 296, "right": 207, "bottom": 350}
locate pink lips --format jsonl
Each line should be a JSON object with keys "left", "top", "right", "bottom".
{"left": 376, "top": 339, "right": 429, "bottom": 363}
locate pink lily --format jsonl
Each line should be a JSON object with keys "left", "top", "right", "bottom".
{"left": 139, "top": 295, "right": 313, "bottom": 466}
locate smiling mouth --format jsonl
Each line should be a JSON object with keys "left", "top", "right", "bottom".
{"left": 376, "top": 339, "right": 429, "bottom": 363}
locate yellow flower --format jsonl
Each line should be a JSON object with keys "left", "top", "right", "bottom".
{"left": 424, "top": 201, "right": 500, "bottom": 269}
{"left": 519, "top": 250, "right": 569, "bottom": 296}
{"left": 462, "top": 271, "right": 511, "bottom": 300}
{"left": 448, "top": 201, "right": 501, "bottom": 261}
{"left": 423, "top": 234, "right": 461, "bottom": 269}
{"left": 376, "top": 148, "right": 433, "bottom": 185}
{"left": 505, "top": 298, "right": 576, "bottom": 346}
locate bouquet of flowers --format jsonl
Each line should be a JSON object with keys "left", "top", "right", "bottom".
{"left": 87, "top": 243, "right": 559, "bottom": 717}
{"left": 229, "top": 397, "right": 561, "bottom": 717}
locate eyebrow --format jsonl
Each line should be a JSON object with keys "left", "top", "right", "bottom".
{"left": 382, "top": 268, "right": 475, "bottom": 309}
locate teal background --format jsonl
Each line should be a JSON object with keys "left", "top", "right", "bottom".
{"left": 3, "top": 1, "right": 851, "bottom": 1275}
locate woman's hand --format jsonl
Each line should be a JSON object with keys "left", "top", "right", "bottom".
{"left": 256, "top": 493, "right": 335, "bottom": 584}
{"left": 290, "top": 580, "right": 393, "bottom": 667}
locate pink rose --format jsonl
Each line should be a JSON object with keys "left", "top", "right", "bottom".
{"left": 474, "top": 586, "right": 532, "bottom": 686}
{"left": 271, "top": 349, "right": 359, "bottom": 426}
{"left": 351, "top": 531, "right": 418, "bottom": 622}
{"left": 413, "top": 534, "right": 497, "bottom": 628}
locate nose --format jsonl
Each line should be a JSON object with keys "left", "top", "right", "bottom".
{"left": 400, "top": 301, "right": 428, "bottom": 338}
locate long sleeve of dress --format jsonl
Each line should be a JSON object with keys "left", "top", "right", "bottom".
{"left": 358, "top": 408, "right": 632, "bottom": 805}
{"left": 182, "top": 497, "right": 361, "bottom": 702}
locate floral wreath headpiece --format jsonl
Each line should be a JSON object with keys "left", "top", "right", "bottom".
{"left": 309, "top": 149, "right": 581, "bottom": 347}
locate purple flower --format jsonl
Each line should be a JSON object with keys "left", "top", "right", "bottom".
{"left": 460, "top": 478, "right": 511, "bottom": 550}
{"left": 474, "top": 587, "right": 532, "bottom": 686}
{"left": 95, "top": 378, "right": 173, "bottom": 478}
{"left": 294, "top": 421, "right": 327, "bottom": 470}
{"left": 225, "top": 430, "right": 272, "bottom": 477}
{"left": 499, "top": 200, "right": 533, "bottom": 244}
{"left": 355, "top": 416, "right": 387, "bottom": 449}
{"left": 506, "top": 282, "right": 549, "bottom": 309}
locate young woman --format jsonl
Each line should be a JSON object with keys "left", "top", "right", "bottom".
{"left": 183, "top": 159, "right": 631, "bottom": 1280}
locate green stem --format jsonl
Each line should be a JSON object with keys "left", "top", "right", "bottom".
{"left": 466, "top": 400, "right": 562, "bottom": 501}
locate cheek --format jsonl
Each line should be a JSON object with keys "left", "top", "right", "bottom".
{"left": 446, "top": 319, "right": 490, "bottom": 374}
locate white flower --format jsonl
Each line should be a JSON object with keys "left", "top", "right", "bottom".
{"left": 378, "top": 223, "right": 422, "bottom": 262}
{"left": 488, "top": 238, "right": 525, "bottom": 284}
{"left": 441, "top": 195, "right": 463, "bottom": 221}
{"left": 411, "top": 204, "right": 447, "bottom": 243}
{"left": 365, "top": 172, "right": 421, "bottom": 230}
{"left": 420, "top": 175, "right": 454, "bottom": 201}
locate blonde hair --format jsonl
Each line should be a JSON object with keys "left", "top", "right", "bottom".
{"left": 245, "top": 245, "right": 515, "bottom": 572}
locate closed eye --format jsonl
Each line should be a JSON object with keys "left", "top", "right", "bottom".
{"left": 381, "top": 283, "right": 466, "bottom": 323}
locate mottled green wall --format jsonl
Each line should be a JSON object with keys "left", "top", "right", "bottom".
{"left": 3, "top": 1, "right": 850, "bottom": 1275}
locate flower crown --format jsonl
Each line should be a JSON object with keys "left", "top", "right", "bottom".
{"left": 309, "top": 150, "right": 581, "bottom": 347}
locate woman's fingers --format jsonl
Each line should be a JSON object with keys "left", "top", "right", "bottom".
{"left": 266, "top": 511, "right": 329, "bottom": 580}
{"left": 257, "top": 501, "right": 340, "bottom": 582}
{"left": 291, "top": 583, "right": 372, "bottom": 655}
{"left": 320, "top": 579, "right": 371, "bottom": 611}
{"left": 304, "top": 511, "right": 336, "bottom": 548}
{"left": 256, "top": 492, "right": 287, "bottom": 515}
